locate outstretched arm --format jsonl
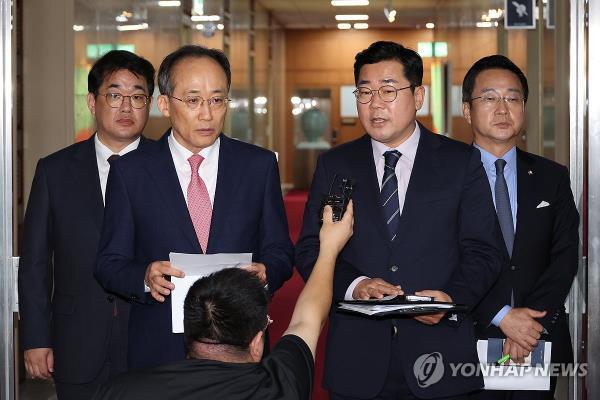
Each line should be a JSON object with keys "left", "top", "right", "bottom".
{"left": 283, "top": 201, "right": 354, "bottom": 358}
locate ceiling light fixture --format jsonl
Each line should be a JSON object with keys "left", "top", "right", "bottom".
{"left": 117, "top": 23, "right": 149, "bottom": 31}
{"left": 158, "top": 0, "right": 181, "bottom": 6}
{"left": 335, "top": 14, "right": 369, "bottom": 21}
{"left": 191, "top": 15, "right": 220, "bottom": 22}
{"left": 425, "top": 22, "right": 435, "bottom": 29}
{"left": 383, "top": 0, "right": 396, "bottom": 23}
{"left": 337, "top": 23, "right": 352, "bottom": 29}
{"left": 73, "top": 25, "right": 84, "bottom": 31}
{"left": 476, "top": 21, "right": 493, "bottom": 28}
{"left": 331, "top": 0, "right": 369, "bottom": 5}
{"left": 353, "top": 22, "right": 369, "bottom": 29}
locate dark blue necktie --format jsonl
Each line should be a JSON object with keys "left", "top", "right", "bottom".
{"left": 380, "top": 150, "right": 401, "bottom": 241}
{"left": 494, "top": 159, "right": 514, "bottom": 255}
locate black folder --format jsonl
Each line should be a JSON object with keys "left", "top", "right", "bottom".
{"left": 337, "top": 294, "right": 468, "bottom": 317}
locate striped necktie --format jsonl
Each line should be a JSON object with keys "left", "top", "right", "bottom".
{"left": 380, "top": 150, "right": 401, "bottom": 241}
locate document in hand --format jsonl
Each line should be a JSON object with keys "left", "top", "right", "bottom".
{"left": 169, "top": 252, "right": 252, "bottom": 333}
{"left": 337, "top": 294, "right": 468, "bottom": 317}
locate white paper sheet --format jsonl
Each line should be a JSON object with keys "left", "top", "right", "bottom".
{"left": 169, "top": 252, "right": 252, "bottom": 333}
{"left": 477, "top": 339, "right": 552, "bottom": 391}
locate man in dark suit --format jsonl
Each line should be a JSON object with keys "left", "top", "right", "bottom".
{"left": 463, "top": 55, "right": 579, "bottom": 400}
{"left": 295, "top": 41, "right": 504, "bottom": 400}
{"left": 18, "top": 50, "right": 155, "bottom": 399}
{"left": 94, "top": 45, "right": 293, "bottom": 369}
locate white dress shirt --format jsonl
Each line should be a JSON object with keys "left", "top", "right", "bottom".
{"left": 168, "top": 132, "right": 220, "bottom": 206}
{"left": 95, "top": 134, "right": 140, "bottom": 204}
{"left": 345, "top": 124, "right": 421, "bottom": 300}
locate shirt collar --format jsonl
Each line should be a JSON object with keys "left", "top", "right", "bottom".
{"left": 371, "top": 123, "right": 421, "bottom": 163}
{"left": 474, "top": 144, "right": 517, "bottom": 175}
{"left": 94, "top": 133, "right": 140, "bottom": 161}
{"left": 168, "top": 130, "right": 220, "bottom": 168}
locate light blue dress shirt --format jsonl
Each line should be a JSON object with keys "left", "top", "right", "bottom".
{"left": 475, "top": 144, "right": 518, "bottom": 327}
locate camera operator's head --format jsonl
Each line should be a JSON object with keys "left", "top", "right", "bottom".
{"left": 183, "top": 268, "right": 270, "bottom": 363}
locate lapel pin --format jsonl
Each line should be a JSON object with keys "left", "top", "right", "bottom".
{"left": 528, "top": 170, "right": 533, "bottom": 175}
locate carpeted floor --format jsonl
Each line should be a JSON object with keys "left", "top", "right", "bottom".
{"left": 269, "top": 190, "right": 329, "bottom": 400}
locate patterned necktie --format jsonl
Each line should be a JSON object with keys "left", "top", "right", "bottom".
{"left": 380, "top": 150, "right": 401, "bottom": 241}
{"left": 494, "top": 159, "right": 514, "bottom": 255}
{"left": 187, "top": 154, "right": 212, "bottom": 252}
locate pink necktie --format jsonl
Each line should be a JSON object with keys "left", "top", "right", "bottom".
{"left": 187, "top": 154, "right": 212, "bottom": 252}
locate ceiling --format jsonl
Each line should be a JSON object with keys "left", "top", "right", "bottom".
{"left": 74, "top": 0, "right": 505, "bottom": 31}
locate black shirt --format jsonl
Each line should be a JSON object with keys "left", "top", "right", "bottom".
{"left": 92, "top": 335, "right": 314, "bottom": 400}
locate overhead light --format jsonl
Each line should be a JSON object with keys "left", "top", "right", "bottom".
{"left": 476, "top": 21, "right": 493, "bottom": 28}
{"left": 337, "top": 23, "right": 352, "bottom": 29}
{"left": 191, "top": 15, "right": 220, "bottom": 22}
{"left": 425, "top": 22, "right": 435, "bottom": 29}
{"left": 195, "top": 24, "right": 205, "bottom": 30}
{"left": 116, "top": 15, "right": 128, "bottom": 22}
{"left": 384, "top": 8, "right": 396, "bottom": 23}
{"left": 217, "top": 23, "right": 224, "bottom": 30}
{"left": 158, "top": 0, "right": 181, "bottom": 6}
{"left": 331, "top": 0, "right": 369, "bottom": 5}
{"left": 353, "top": 23, "right": 369, "bottom": 29}
{"left": 73, "top": 25, "right": 84, "bottom": 31}
{"left": 117, "top": 23, "right": 149, "bottom": 31}
{"left": 335, "top": 14, "right": 369, "bottom": 21}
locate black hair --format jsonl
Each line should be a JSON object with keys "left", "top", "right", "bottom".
{"left": 158, "top": 45, "right": 231, "bottom": 96}
{"left": 183, "top": 268, "right": 269, "bottom": 354}
{"left": 462, "top": 54, "right": 529, "bottom": 103}
{"left": 353, "top": 41, "right": 423, "bottom": 91}
{"left": 87, "top": 50, "right": 155, "bottom": 96}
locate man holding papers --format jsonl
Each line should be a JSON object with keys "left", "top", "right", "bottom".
{"left": 93, "top": 204, "right": 353, "bottom": 400}
{"left": 95, "top": 45, "right": 293, "bottom": 369}
{"left": 463, "top": 55, "right": 579, "bottom": 399}
{"left": 296, "top": 41, "right": 503, "bottom": 399}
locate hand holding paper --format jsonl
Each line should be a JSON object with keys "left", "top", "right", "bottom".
{"left": 144, "top": 261, "right": 185, "bottom": 302}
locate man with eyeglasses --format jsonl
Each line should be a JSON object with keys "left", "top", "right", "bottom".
{"left": 296, "top": 41, "right": 503, "bottom": 399}
{"left": 93, "top": 204, "right": 353, "bottom": 400}
{"left": 18, "top": 50, "right": 154, "bottom": 399}
{"left": 463, "top": 55, "right": 579, "bottom": 400}
{"left": 95, "top": 45, "right": 293, "bottom": 370}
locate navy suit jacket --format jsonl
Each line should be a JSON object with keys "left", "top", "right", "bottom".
{"left": 18, "top": 136, "right": 149, "bottom": 383}
{"left": 295, "top": 126, "right": 504, "bottom": 399}
{"left": 95, "top": 132, "right": 293, "bottom": 369}
{"left": 472, "top": 148, "right": 579, "bottom": 364}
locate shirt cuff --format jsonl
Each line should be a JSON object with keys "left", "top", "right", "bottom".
{"left": 491, "top": 305, "right": 512, "bottom": 327}
{"left": 344, "top": 276, "right": 370, "bottom": 300}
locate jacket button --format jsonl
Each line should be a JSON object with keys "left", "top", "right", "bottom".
{"left": 390, "top": 265, "right": 399, "bottom": 272}
{"left": 107, "top": 295, "right": 115, "bottom": 303}
{"left": 510, "top": 265, "right": 517, "bottom": 271}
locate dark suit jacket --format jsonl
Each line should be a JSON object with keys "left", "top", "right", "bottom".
{"left": 295, "top": 126, "right": 504, "bottom": 399}
{"left": 472, "top": 148, "right": 579, "bottom": 364}
{"left": 95, "top": 132, "right": 294, "bottom": 369}
{"left": 18, "top": 135, "right": 149, "bottom": 383}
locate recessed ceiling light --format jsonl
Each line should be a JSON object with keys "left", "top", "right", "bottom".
{"left": 117, "top": 23, "right": 149, "bottom": 31}
{"left": 335, "top": 14, "right": 369, "bottom": 21}
{"left": 337, "top": 23, "right": 352, "bottom": 29}
{"left": 191, "top": 15, "right": 221, "bottom": 22}
{"left": 476, "top": 21, "right": 493, "bottom": 28}
{"left": 425, "top": 22, "right": 435, "bottom": 29}
{"left": 73, "top": 25, "right": 84, "bottom": 31}
{"left": 331, "top": 0, "right": 369, "bottom": 5}
{"left": 158, "top": 0, "right": 181, "bottom": 6}
{"left": 353, "top": 23, "right": 369, "bottom": 29}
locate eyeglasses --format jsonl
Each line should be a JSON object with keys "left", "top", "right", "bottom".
{"left": 169, "top": 95, "right": 230, "bottom": 110}
{"left": 353, "top": 85, "right": 413, "bottom": 104}
{"left": 100, "top": 92, "right": 150, "bottom": 109}
{"left": 470, "top": 91, "right": 525, "bottom": 108}
{"left": 264, "top": 315, "right": 273, "bottom": 331}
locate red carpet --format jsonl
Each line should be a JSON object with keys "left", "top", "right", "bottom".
{"left": 269, "top": 190, "right": 329, "bottom": 400}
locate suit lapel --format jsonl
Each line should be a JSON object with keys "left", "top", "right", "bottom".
{"left": 513, "top": 149, "right": 536, "bottom": 259}
{"left": 145, "top": 133, "right": 202, "bottom": 252}
{"left": 72, "top": 136, "right": 104, "bottom": 232}
{"left": 350, "top": 135, "right": 391, "bottom": 247}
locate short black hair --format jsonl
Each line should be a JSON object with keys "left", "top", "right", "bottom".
{"left": 353, "top": 41, "right": 423, "bottom": 91}
{"left": 462, "top": 54, "right": 529, "bottom": 103}
{"left": 88, "top": 50, "right": 155, "bottom": 96}
{"left": 183, "top": 268, "right": 269, "bottom": 353}
{"left": 158, "top": 45, "right": 231, "bottom": 96}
